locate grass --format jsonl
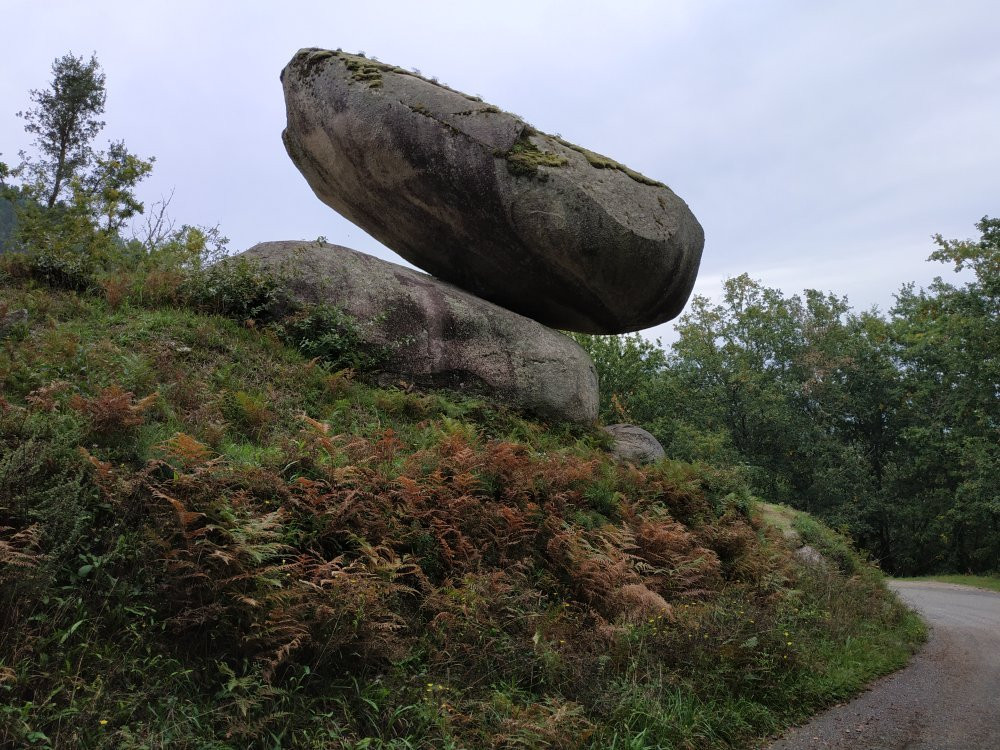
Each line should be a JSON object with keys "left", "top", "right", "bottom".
{"left": 0, "top": 250, "right": 926, "bottom": 749}
{"left": 894, "top": 574, "right": 1000, "bottom": 593}
{"left": 755, "top": 502, "right": 798, "bottom": 541}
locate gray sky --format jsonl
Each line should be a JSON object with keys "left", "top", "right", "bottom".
{"left": 3, "top": 0, "right": 998, "bottom": 343}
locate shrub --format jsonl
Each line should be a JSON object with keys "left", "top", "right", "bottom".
{"left": 26, "top": 246, "right": 97, "bottom": 291}
{"left": 792, "top": 513, "right": 864, "bottom": 575}
{"left": 273, "top": 302, "right": 374, "bottom": 370}
{"left": 180, "top": 257, "right": 288, "bottom": 321}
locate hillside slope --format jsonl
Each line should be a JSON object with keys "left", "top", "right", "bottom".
{"left": 0, "top": 256, "right": 923, "bottom": 749}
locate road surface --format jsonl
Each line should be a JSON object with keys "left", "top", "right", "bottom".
{"left": 767, "top": 580, "right": 1000, "bottom": 750}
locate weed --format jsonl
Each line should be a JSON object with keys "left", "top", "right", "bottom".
{"left": 69, "top": 384, "right": 157, "bottom": 439}
{"left": 99, "top": 274, "right": 130, "bottom": 309}
{"left": 222, "top": 390, "right": 274, "bottom": 442}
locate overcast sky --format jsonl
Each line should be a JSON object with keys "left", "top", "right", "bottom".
{"left": 3, "top": 1, "right": 998, "bottom": 343}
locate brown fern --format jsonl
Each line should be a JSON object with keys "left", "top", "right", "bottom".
{"left": 0, "top": 525, "right": 44, "bottom": 582}
{"left": 70, "top": 385, "right": 157, "bottom": 435}
{"left": 25, "top": 380, "right": 71, "bottom": 412}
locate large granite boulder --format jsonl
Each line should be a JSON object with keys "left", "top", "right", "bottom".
{"left": 237, "top": 241, "right": 598, "bottom": 424}
{"left": 280, "top": 48, "right": 704, "bottom": 334}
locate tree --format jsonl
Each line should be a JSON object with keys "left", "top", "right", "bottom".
{"left": 88, "top": 140, "right": 154, "bottom": 234}
{"left": 568, "top": 332, "right": 667, "bottom": 423}
{"left": 18, "top": 52, "right": 106, "bottom": 209}
{"left": 569, "top": 221, "right": 997, "bottom": 576}
{"left": 887, "top": 217, "right": 1000, "bottom": 573}
{"left": 668, "top": 275, "right": 820, "bottom": 500}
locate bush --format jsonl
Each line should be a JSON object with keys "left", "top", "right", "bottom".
{"left": 792, "top": 513, "right": 864, "bottom": 575}
{"left": 180, "top": 257, "right": 288, "bottom": 321}
{"left": 25, "top": 246, "right": 98, "bottom": 291}
{"left": 273, "top": 303, "right": 374, "bottom": 370}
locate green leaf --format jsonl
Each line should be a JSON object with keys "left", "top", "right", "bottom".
{"left": 58, "top": 619, "right": 87, "bottom": 645}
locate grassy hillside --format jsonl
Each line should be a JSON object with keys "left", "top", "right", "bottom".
{"left": 0, "top": 253, "right": 924, "bottom": 749}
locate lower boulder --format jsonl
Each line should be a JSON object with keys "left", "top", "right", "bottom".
{"left": 236, "top": 241, "right": 598, "bottom": 424}
{"left": 604, "top": 424, "right": 665, "bottom": 464}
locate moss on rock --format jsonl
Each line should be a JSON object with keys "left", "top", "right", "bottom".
{"left": 502, "top": 128, "right": 570, "bottom": 178}
{"left": 555, "top": 136, "right": 666, "bottom": 187}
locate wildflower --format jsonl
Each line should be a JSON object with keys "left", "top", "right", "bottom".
{"left": 99, "top": 720, "right": 108, "bottom": 726}
{"left": 786, "top": 641, "right": 793, "bottom": 646}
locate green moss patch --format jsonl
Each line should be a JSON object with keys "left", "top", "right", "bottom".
{"left": 555, "top": 136, "right": 666, "bottom": 187}
{"left": 502, "top": 128, "right": 570, "bottom": 178}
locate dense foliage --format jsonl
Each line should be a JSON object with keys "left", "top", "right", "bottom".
{"left": 0, "top": 254, "right": 921, "bottom": 749}
{"left": 574, "top": 217, "right": 999, "bottom": 575}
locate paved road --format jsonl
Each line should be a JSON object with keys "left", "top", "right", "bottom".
{"left": 767, "top": 581, "right": 1000, "bottom": 750}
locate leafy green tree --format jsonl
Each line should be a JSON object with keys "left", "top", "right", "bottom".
{"left": 87, "top": 140, "right": 154, "bottom": 234}
{"left": 790, "top": 307, "right": 904, "bottom": 567}
{"left": 0, "top": 157, "right": 14, "bottom": 250}
{"left": 574, "top": 220, "right": 998, "bottom": 576}
{"left": 8, "top": 53, "right": 158, "bottom": 272}
{"left": 888, "top": 217, "right": 1000, "bottom": 572}
{"left": 668, "top": 275, "right": 819, "bottom": 500}
{"left": 17, "top": 52, "right": 106, "bottom": 209}
{"left": 568, "top": 332, "right": 667, "bottom": 423}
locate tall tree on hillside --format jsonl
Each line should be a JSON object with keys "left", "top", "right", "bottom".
{"left": 889, "top": 217, "right": 1000, "bottom": 572}
{"left": 18, "top": 52, "right": 106, "bottom": 209}
{"left": 669, "top": 275, "right": 817, "bottom": 500}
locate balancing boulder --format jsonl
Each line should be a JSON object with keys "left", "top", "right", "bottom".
{"left": 280, "top": 48, "right": 704, "bottom": 334}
